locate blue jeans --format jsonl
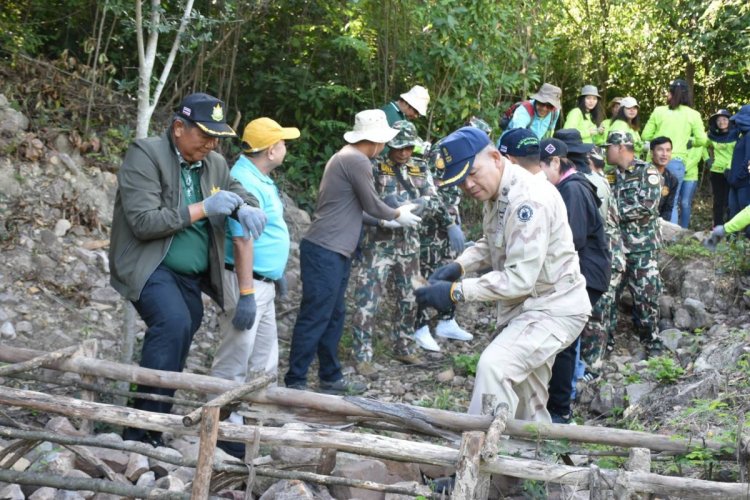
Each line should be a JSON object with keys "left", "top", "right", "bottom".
{"left": 678, "top": 179, "right": 698, "bottom": 228}
{"left": 123, "top": 265, "right": 203, "bottom": 441}
{"left": 667, "top": 158, "right": 686, "bottom": 225}
{"left": 285, "top": 239, "right": 352, "bottom": 386}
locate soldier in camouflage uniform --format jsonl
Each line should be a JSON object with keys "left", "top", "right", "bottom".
{"left": 350, "top": 121, "right": 435, "bottom": 374}
{"left": 605, "top": 131, "right": 663, "bottom": 357}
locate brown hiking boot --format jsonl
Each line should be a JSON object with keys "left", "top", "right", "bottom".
{"left": 394, "top": 353, "right": 423, "bottom": 365}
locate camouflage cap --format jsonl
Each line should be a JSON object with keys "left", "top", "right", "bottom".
{"left": 467, "top": 116, "right": 493, "bottom": 136}
{"left": 388, "top": 120, "right": 420, "bottom": 149}
{"left": 603, "top": 130, "right": 634, "bottom": 146}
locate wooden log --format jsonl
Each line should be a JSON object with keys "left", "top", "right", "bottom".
{"left": 0, "top": 468, "right": 191, "bottom": 499}
{"left": 0, "top": 345, "right": 734, "bottom": 456}
{"left": 0, "top": 345, "right": 78, "bottom": 377}
{"left": 2, "top": 388, "right": 749, "bottom": 498}
{"left": 191, "top": 405, "right": 220, "bottom": 499}
{"left": 317, "top": 448, "right": 337, "bottom": 476}
{"left": 183, "top": 372, "right": 275, "bottom": 426}
{"left": 78, "top": 339, "right": 98, "bottom": 435}
{"left": 245, "top": 425, "right": 261, "bottom": 497}
{"left": 616, "top": 447, "right": 651, "bottom": 499}
{"left": 453, "top": 431, "right": 487, "bottom": 500}
{"left": 588, "top": 463, "right": 604, "bottom": 500}
{"left": 481, "top": 403, "right": 509, "bottom": 463}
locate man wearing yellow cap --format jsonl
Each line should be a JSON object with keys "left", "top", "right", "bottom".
{"left": 209, "top": 117, "right": 299, "bottom": 456}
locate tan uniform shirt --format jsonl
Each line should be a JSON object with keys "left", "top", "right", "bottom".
{"left": 456, "top": 162, "right": 591, "bottom": 325}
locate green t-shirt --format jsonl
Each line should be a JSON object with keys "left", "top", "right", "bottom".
{"left": 710, "top": 139, "right": 737, "bottom": 173}
{"left": 642, "top": 105, "right": 707, "bottom": 161}
{"left": 684, "top": 144, "right": 708, "bottom": 181}
{"left": 564, "top": 107, "right": 598, "bottom": 144}
{"left": 161, "top": 164, "right": 210, "bottom": 275}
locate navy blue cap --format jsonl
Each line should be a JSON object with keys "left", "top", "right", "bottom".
{"left": 175, "top": 92, "right": 236, "bottom": 138}
{"left": 498, "top": 128, "right": 539, "bottom": 157}
{"left": 539, "top": 138, "right": 568, "bottom": 162}
{"left": 435, "top": 127, "right": 492, "bottom": 188}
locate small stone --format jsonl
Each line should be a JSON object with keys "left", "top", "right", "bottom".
{"left": 136, "top": 470, "right": 156, "bottom": 488}
{"left": 155, "top": 474, "right": 184, "bottom": 491}
{"left": 125, "top": 453, "right": 150, "bottom": 482}
{"left": 45, "top": 416, "right": 85, "bottom": 437}
{"left": 625, "top": 382, "right": 655, "bottom": 405}
{"left": 436, "top": 368, "right": 454, "bottom": 383}
{"left": 28, "top": 486, "right": 57, "bottom": 499}
{"left": 0, "top": 483, "right": 25, "bottom": 500}
{"left": 54, "top": 219, "right": 72, "bottom": 237}
{"left": 673, "top": 308, "right": 692, "bottom": 329}
{"left": 657, "top": 329, "right": 683, "bottom": 353}
{"left": 0, "top": 321, "right": 16, "bottom": 339}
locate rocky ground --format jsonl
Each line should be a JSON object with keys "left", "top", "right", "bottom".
{"left": 1, "top": 70, "right": 750, "bottom": 498}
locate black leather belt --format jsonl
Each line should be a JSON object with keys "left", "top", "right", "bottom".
{"left": 224, "top": 264, "right": 274, "bottom": 283}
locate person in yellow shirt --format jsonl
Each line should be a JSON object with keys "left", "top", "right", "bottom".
{"left": 564, "top": 85, "right": 605, "bottom": 144}
{"left": 707, "top": 109, "right": 739, "bottom": 226}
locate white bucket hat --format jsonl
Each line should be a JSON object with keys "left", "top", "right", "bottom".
{"left": 400, "top": 85, "right": 430, "bottom": 116}
{"left": 620, "top": 96, "right": 639, "bottom": 108}
{"left": 343, "top": 110, "right": 399, "bottom": 144}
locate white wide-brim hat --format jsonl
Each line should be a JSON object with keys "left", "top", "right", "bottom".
{"left": 620, "top": 96, "right": 639, "bottom": 108}
{"left": 400, "top": 85, "right": 430, "bottom": 116}
{"left": 343, "top": 109, "right": 399, "bottom": 144}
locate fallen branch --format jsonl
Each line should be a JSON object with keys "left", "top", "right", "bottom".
{"left": 183, "top": 372, "right": 275, "bottom": 426}
{"left": 0, "top": 345, "right": 78, "bottom": 377}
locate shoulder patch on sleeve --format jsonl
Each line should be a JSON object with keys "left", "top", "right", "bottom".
{"left": 516, "top": 204, "right": 534, "bottom": 222}
{"left": 646, "top": 166, "right": 659, "bottom": 175}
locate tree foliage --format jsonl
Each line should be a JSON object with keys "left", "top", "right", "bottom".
{"left": 2, "top": 0, "right": 749, "bottom": 201}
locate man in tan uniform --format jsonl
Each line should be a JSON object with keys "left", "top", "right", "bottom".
{"left": 415, "top": 126, "right": 591, "bottom": 422}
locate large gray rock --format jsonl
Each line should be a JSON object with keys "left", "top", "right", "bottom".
{"left": 590, "top": 383, "right": 626, "bottom": 416}
{"left": 657, "top": 328, "right": 683, "bottom": 353}
{"left": 125, "top": 453, "right": 150, "bottom": 482}
{"left": 682, "top": 297, "right": 712, "bottom": 329}
{"left": 625, "top": 382, "right": 656, "bottom": 406}
{"left": 331, "top": 454, "right": 388, "bottom": 500}
{"left": 0, "top": 483, "right": 25, "bottom": 500}
{"left": 259, "top": 479, "right": 332, "bottom": 500}
{"left": 0, "top": 94, "right": 30, "bottom": 134}
{"left": 673, "top": 308, "right": 692, "bottom": 329}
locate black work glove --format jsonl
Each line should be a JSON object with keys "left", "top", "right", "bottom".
{"left": 415, "top": 280, "right": 455, "bottom": 311}
{"left": 232, "top": 293, "right": 257, "bottom": 330}
{"left": 428, "top": 262, "right": 463, "bottom": 284}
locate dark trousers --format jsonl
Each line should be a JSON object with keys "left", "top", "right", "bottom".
{"left": 547, "top": 288, "right": 602, "bottom": 418}
{"left": 729, "top": 185, "right": 750, "bottom": 219}
{"left": 710, "top": 172, "right": 730, "bottom": 226}
{"left": 123, "top": 265, "right": 203, "bottom": 441}
{"left": 285, "top": 239, "right": 352, "bottom": 386}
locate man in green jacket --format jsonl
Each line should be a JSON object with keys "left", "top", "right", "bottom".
{"left": 382, "top": 85, "right": 430, "bottom": 125}
{"left": 110, "top": 93, "right": 267, "bottom": 446}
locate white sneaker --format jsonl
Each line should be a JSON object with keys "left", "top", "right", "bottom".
{"left": 413, "top": 325, "right": 441, "bottom": 352}
{"left": 435, "top": 319, "right": 473, "bottom": 341}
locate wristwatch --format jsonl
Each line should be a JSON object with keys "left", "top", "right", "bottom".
{"left": 451, "top": 282, "right": 465, "bottom": 303}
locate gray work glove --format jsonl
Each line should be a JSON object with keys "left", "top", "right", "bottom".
{"left": 275, "top": 276, "right": 289, "bottom": 300}
{"left": 237, "top": 205, "right": 268, "bottom": 240}
{"left": 447, "top": 224, "right": 466, "bottom": 253}
{"left": 203, "top": 190, "right": 243, "bottom": 217}
{"left": 232, "top": 293, "right": 257, "bottom": 330}
{"left": 703, "top": 225, "right": 725, "bottom": 251}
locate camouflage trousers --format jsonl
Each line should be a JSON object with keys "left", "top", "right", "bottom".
{"left": 416, "top": 227, "right": 455, "bottom": 328}
{"left": 350, "top": 249, "right": 419, "bottom": 362}
{"left": 616, "top": 250, "right": 661, "bottom": 342}
{"left": 580, "top": 266, "right": 624, "bottom": 368}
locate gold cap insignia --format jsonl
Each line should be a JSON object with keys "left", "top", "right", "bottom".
{"left": 211, "top": 104, "right": 224, "bottom": 122}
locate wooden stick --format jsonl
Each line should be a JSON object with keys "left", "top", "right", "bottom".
{"left": 0, "top": 345, "right": 78, "bottom": 377}
{"left": 317, "top": 448, "right": 337, "bottom": 476}
{"left": 589, "top": 463, "right": 604, "bottom": 500}
{"left": 191, "top": 405, "right": 221, "bottom": 499}
{"left": 2, "top": 388, "right": 749, "bottom": 498}
{"left": 481, "top": 402, "right": 509, "bottom": 463}
{"left": 183, "top": 372, "right": 275, "bottom": 426}
{"left": 0, "top": 468, "right": 191, "bottom": 499}
{"left": 245, "top": 425, "right": 261, "bottom": 498}
{"left": 77, "top": 339, "right": 98, "bottom": 435}
{"left": 453, "top": 431, "right": 487, "bottom": 500}
{"left": 0, "top": 345, "right": 734, "bottom": 456}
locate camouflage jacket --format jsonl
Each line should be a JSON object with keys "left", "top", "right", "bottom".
{"left": 614, "top": 159, "right": 661, "bottom": 253}
{"left": 361, "top": 157, "right": 425, "bottom": 255}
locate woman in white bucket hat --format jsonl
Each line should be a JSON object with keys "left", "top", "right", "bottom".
{"left": 285, "top": 109, "right": 423, "bottom": 395}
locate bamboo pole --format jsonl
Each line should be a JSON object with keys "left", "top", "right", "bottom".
{"left": 191, "top": 405, "right": 220, "bottom": 499}
{"left": 183, "top": 373, "right": 275, "bottom": 426}
{"left": 0, "top": 345, "right": 734, "bottom": 455}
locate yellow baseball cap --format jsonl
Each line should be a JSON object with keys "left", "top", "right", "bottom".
{"left": 241, "top": 117, "right": 300, "bottom": 152}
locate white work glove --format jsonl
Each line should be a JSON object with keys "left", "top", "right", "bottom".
{"left": 381, "top": 219, "right": 402, "bottom": 229}
{"left": 394, "top": 203, "right": 422, "bottom": 228}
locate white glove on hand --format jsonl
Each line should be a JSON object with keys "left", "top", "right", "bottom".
{"left": 381, "top": 219, "right": 402, "bottom": 229}
{"left": 394, "top": 203, "right": 422, "bottom": 228}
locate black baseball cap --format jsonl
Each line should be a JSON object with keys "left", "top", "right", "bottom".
{"left": 539, "top": 138, "right": 568, "bottom": 162}
{"left": 175, "top": 93, "right": 236, "bottom": 138}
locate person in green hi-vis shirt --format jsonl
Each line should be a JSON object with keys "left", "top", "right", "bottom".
{"left": 707, "top": 109, "right": 739, "bottom": 226}
{"left": 608, "top": 97, "right": 643, "bottom": 156}
{"left": 642, "top": 78, "right": 708, "bottom": 228}
{"left": 564, "top": 84, "right": 605, "bottom": 144}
